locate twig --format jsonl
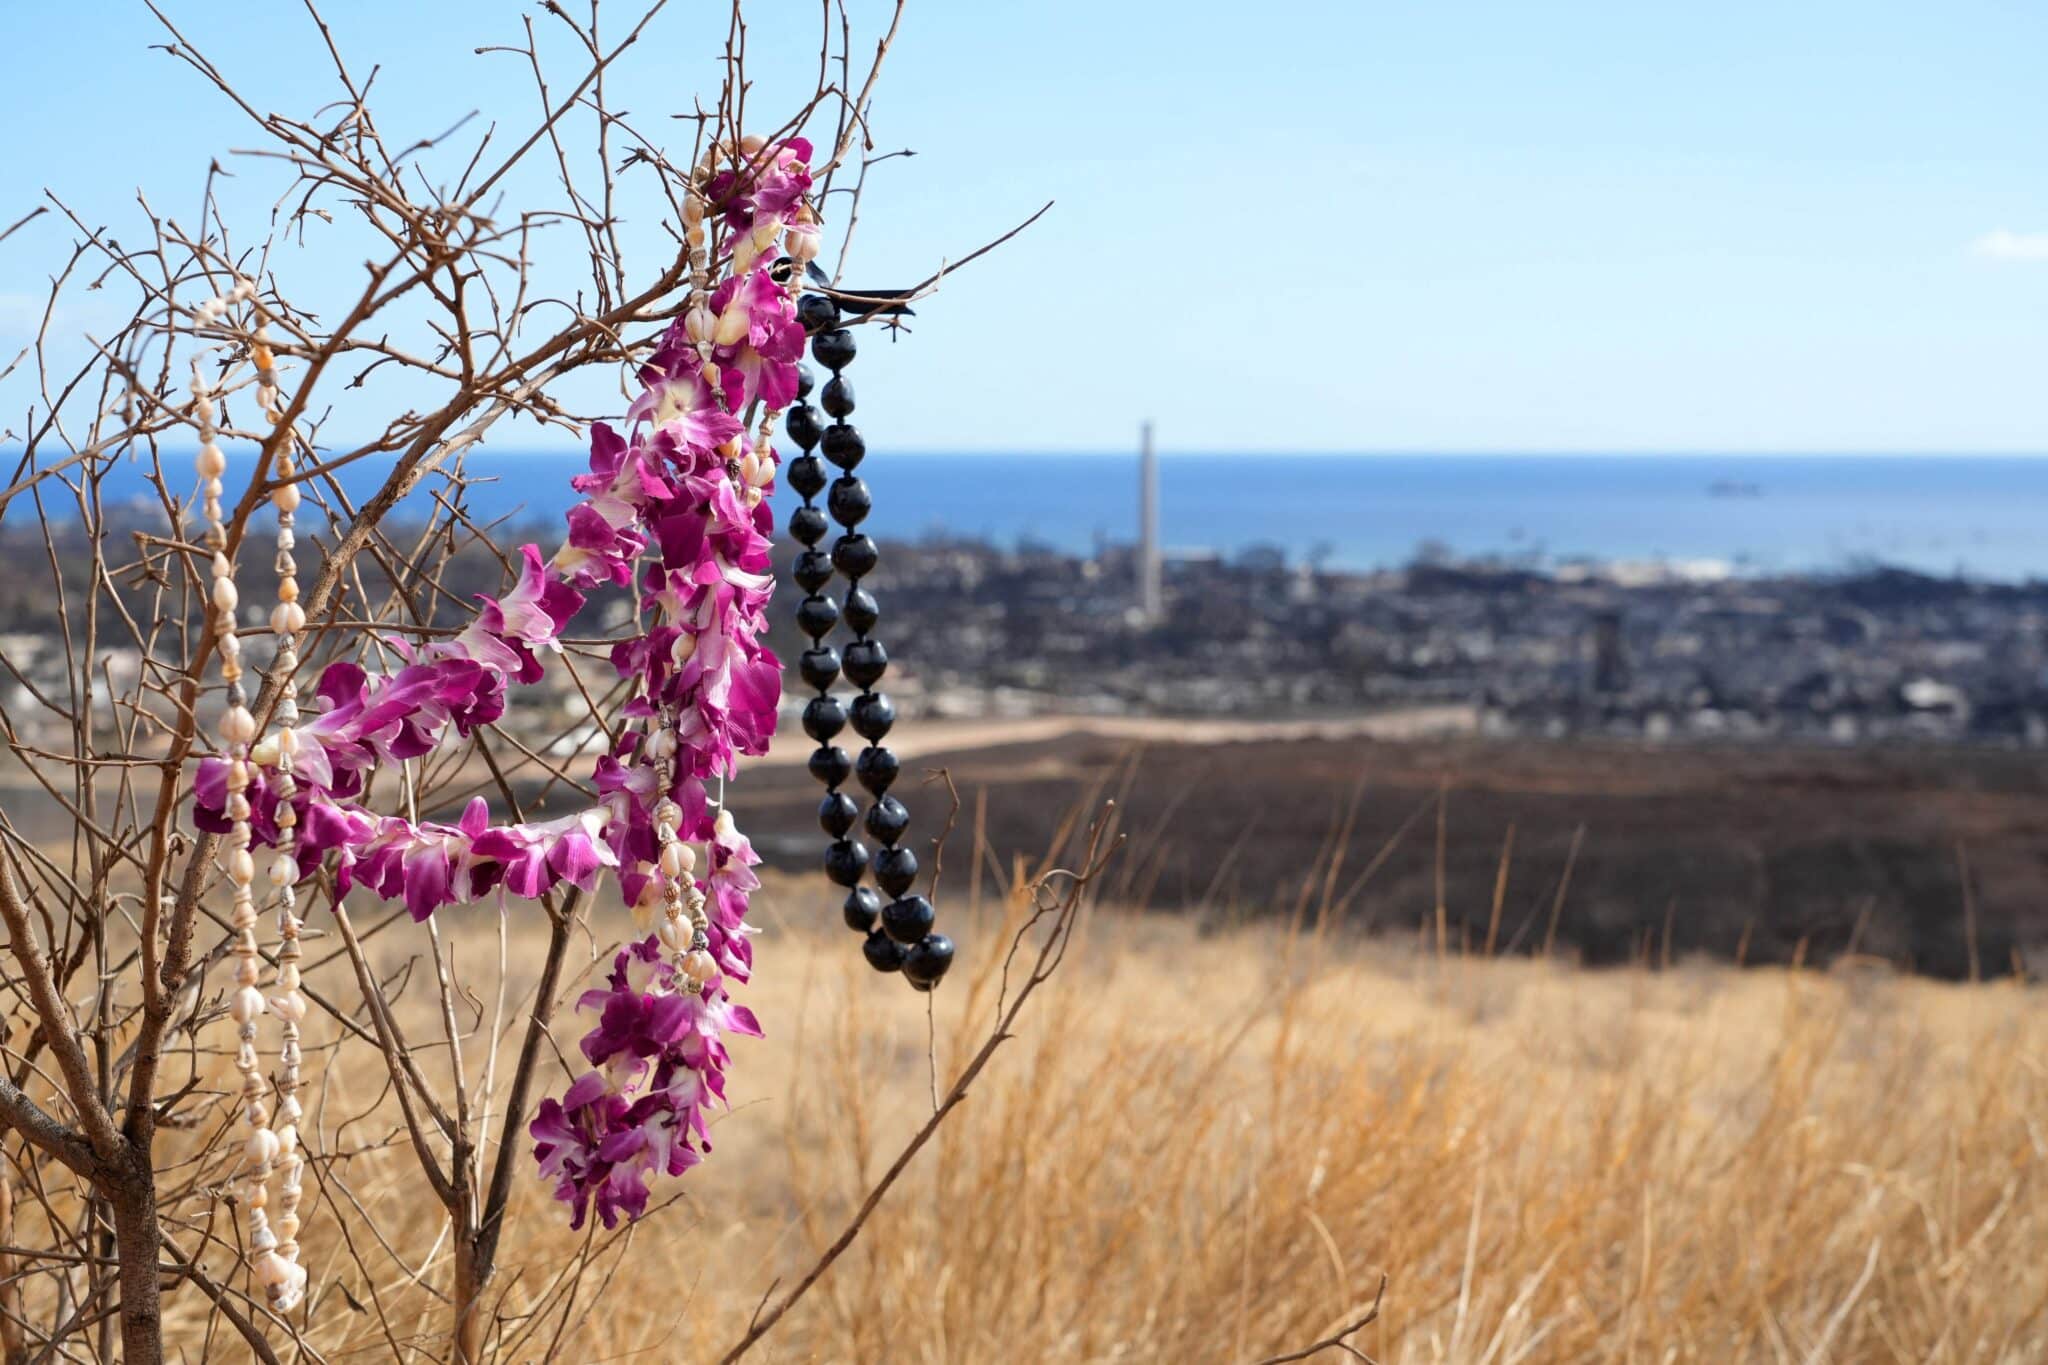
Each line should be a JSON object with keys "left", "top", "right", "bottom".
{"left": 1249, "top": 1276, "right": 1387, "bottom": 1365}
{"left": 716, "top": 806, "right": 1123, "bottom": 1363}
{"left": 0, "top": 205, "right": 46, "bottom": 245}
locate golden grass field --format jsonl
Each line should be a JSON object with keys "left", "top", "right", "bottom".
{"left": 127, "top": 855, "right": 2047, "bottom": 1364}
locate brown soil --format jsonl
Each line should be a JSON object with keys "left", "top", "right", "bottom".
{"left": 733, "top": 728, "right": 2048, "bottom": 979}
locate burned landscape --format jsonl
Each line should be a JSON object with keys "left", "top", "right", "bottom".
{"left": 8, "top": 519, "right": 2043, "bottom": 980}
{"left": 727, "top": 727, "right": 2048, "bottom": 979}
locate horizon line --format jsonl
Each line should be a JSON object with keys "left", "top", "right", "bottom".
{"left": 378, "top": 446, "right": 2048, "bottom": 460}
{"left": 859, "top": 448, "right": 2048, "bottom": 460}
{"left": 17, "top": 445, "right": 2048, "bottom": 461}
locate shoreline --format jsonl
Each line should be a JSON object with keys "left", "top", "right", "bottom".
{"left": 25, "top": 450, "right": 2048, "bottom": 585}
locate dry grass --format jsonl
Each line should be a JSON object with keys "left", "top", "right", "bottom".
{"left": 121, "top": 862, "right": 2047, "bottom": 1363}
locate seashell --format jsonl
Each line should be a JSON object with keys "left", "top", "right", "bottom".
{"left": 221, "top": 706, "right": 256, "bottom": 744}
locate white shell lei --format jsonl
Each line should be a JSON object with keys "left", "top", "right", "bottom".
{"left": 195, "top": 281, "right": 309, "bottom": 1312}
{"left": 253, "top": 326, "right": 310, "bottom": 1309}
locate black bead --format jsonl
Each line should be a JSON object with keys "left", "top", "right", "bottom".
{"left": 824, "top": 838, "right": 870, "bottom": 888}
{"left": 787, "top": 453, "right": 827, "bottom": 498}
{"left": 808, "top": 745, "right": 851, "bottom": 788}
{"left": 850, "top": 691, "right": 896, "bottom": 742}
{"left": 843, "top": 587, "right": 879, "bottom": 635}
{"left": 832, "top": 534, "right": 879, "bottom": 580}
{"left": 821, "top": 375, "right": 856, "bottom": 418}
{"left": 818, "top": 790, "right": 860, "bottom": 837}
{"left": 855, "top": 745, "right": 899, "bottom": 796}
{"left": 769, "top": 255, "right": 798, "bottom": 287}
{"left": 874, "top": 844, "right": 919, "bottom": 897}
{"left": 812, "top": 327, "right": 856, "bottom": 370}
{"left": 790, "top": 505, "right": 829, "bottom": 546}
{"left": 842, "top": 638, "right": 888, "bottom": 688}
{"left": 786, "top": 404, "right": 824, "bottom": 451}
{"left": 793, "top": 548, "right": 834, "bottom": 594}
{"left": 881, "top": 894, "right": 935, "bottom": 945}
{"left": 802, "top": 694, "right": 847, "bottom": 742}
{"left": 798, "top": 646, "right": 841, "bottom": 691}
{"left": 865, "top": 794, "right": 911, "bottom": 845}
{"left": 795, "top": 593, "right": 839, "bottom": 639}
{"left": 842, "top": 886, "right": 881, "bottom": 933}
{"left": 820, "top": 424, "right": 865, "bottom": 471}
{"left": 902, "top": 933, "right": 955, "bottom": 989}
{"left": 862, "top": 930, "right": 908, "bottom": 973}
{"left": 827, "top": 476, "right": 871, "bottom": 528}
{"left": 798, "top": 294, "right": 841, "bottom": 334}
{"left": 795, "top": 363, "right": 816, "bottom": 399}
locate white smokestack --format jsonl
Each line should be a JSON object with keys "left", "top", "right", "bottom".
{"left": 1139, "top": 420, "right": 1161, "bottom": 624}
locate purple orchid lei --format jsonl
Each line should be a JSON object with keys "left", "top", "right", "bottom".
{"left": 196, "top": 135, "right": 818, "bottom": 1227}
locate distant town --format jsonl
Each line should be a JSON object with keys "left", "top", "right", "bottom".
{"left": 5, "top": 497, "right": 2047, "bottom": 753}
{"left": 773, "top": 536, "right": 2048, "bottom": 747}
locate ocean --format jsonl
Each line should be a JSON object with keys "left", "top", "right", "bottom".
{"left": 41, "top": 451, "right": 2048, "bottom": 582}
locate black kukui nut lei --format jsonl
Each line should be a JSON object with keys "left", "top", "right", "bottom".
{"left": 785, "top": 291, "right": 956, "bottom": 990}
{"left": 902, "top": 932, "right": 955, "bottom": 989}
{"left": 843, "top": 884, "right": 882, "bottom": 934}
{"left": 786, "top": 355, "right": 863, "bottom": 896}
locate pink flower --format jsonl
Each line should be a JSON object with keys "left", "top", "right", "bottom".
{"left": 556, "top": 422, "right": 678, "bottom": 588}
{"left": 708, "top": 137, "right": 814, "bottom": 239}
{"left": 710, "top": 270, "right": 806, "bottom": 410}
{"left": 627, "top": 347, "right": 744, "bottom": 452}
{"left": 342, "top": 797, "right": 491, "bottom": 921}
{"left": 469, "top": 806, "right": 617, "bottom": 900}
{"left": 341, "top": 797, "right": 617, "bottom": 921}
{"left": 703, "top": 814, "right": 763, "bottom": 981}
{"left": 456, "top": 544, "right": 586, "bottom": 684}
{"left": 534, "top": 932, "right": 760, "bottom": 1228}
{"left": 530, "top": 1071, "right": 635, "bottom": 1230}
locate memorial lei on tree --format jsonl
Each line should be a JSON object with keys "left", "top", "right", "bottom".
{"left": 192, "top": 135, "right": 823, "bottom": 1257}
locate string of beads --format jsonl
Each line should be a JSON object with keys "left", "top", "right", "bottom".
{"left": 191, "top": 280, "right": 308, "bottom": 1309}
{"left": 252, "top": 326, "right": 310, "bottom": 1305}
{"left": 787, "top": 293, "right": 954, "bottom": 991}
{"left": 641, "top": 715, "right": 713, "bottom": 988}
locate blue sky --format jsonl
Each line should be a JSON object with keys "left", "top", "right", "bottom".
{"left": 3, "top": 1, "right": 2046, "bottom": 453}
